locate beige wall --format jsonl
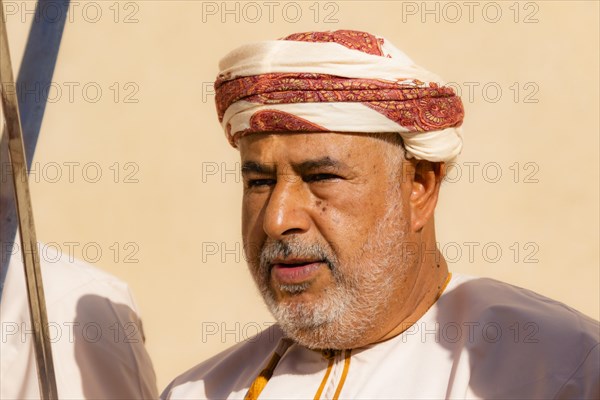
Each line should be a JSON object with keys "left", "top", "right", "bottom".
{"left": 2, "top": 0, "right": 598, "bottom": 391}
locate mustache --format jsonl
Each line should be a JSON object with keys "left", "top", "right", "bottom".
{"left": 259, "top": 239, "right": 337, "bottom": 271}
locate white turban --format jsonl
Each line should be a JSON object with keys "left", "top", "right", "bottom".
{"left": 215, "top": 30, "right": 464, "bottom": 162}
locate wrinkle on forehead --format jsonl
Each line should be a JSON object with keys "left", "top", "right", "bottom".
{"left": 238, "top": 132, "right": 402, "bottom": 168}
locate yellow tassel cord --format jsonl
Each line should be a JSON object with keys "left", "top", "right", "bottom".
{"left": 313, "top": 356, "right": 335, "bottom": 400}
{"left": 332, "top": 350, "right": 351, "bottom": 400}
{"left": 244, "top": 339, "right": 292, "bottom": 400}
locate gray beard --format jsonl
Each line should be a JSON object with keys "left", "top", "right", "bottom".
{"left": 248, "top": 195, "right": 412, "bottom": 350}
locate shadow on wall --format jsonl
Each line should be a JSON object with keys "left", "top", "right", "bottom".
{"left": 0, "top": 0, "right": 70, "bottom": 294}
{"left": 73, "top": 294, "right": 158, "bottom": 399}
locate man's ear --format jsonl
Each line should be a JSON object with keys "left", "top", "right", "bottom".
{"left": 409, "top": 160, "right": 445, "bottom": 232}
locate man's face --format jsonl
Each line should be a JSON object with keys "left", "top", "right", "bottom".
{"left": 239, "top": 132, "right": 420, "bottom": 349}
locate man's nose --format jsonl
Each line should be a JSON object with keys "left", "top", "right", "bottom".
{"left": 262, "top": 178, "right": 311, "bottom": 240}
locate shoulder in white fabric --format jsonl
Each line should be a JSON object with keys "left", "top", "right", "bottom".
{"left": 0, "top": 245, "right": 158, "bottom": 399}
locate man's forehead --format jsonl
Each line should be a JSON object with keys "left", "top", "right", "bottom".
{"left": 238, "top": 132, "right": 388, "bottom": 164}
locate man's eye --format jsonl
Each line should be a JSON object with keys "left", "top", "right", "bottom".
{"left": 304, "top": 173, "right": 340, "bottom": 183}
{"left": 246, "top": 179, "right": 276, "bottom": 188}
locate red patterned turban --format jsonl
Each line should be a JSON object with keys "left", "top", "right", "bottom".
{"left": 215, "top": 30, "right": 464, "bottom": 162}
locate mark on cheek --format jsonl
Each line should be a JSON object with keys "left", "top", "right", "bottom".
{"left": 315, "top": 200, "right": 327, "bottom": 212}
{"left": 315, "top": 199, "right": 327, "bottom": 213}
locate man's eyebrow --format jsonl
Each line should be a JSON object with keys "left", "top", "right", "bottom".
{"left": 294, "top": 157, "right": 348, "bottom": 172}
{"left": 241, "top": 161, "right": 274, "bottom": 175}
{"left": 241, "top": 157, "right": 349, "bottom": 175}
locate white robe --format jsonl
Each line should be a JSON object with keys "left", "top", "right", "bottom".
{"left": 162, "top": 273, "right": 599, "bottom": 399}
{"left": 0, "top": 246, "right": 158, "bottom": 399}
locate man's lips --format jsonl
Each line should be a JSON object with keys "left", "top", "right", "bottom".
{"left": 270, "top": 260, "right": 325, "bottom": 285}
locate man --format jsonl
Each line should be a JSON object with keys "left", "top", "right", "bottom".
{"left": 162, "top": 30, "right": 599, "bottom": 399}
{"left": 0, "top": 242, "right": 159, "bottom": 399}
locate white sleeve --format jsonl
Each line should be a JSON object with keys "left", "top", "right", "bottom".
{"left": 1, "top": 248, "right": 159, "bottom": 399}
{"left": 553, "top": 343, "right": 600, "bottom": 400}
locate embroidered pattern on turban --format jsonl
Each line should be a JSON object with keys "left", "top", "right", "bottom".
{"left": 215, "top": 30, "right": 464, "bottom": 162}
